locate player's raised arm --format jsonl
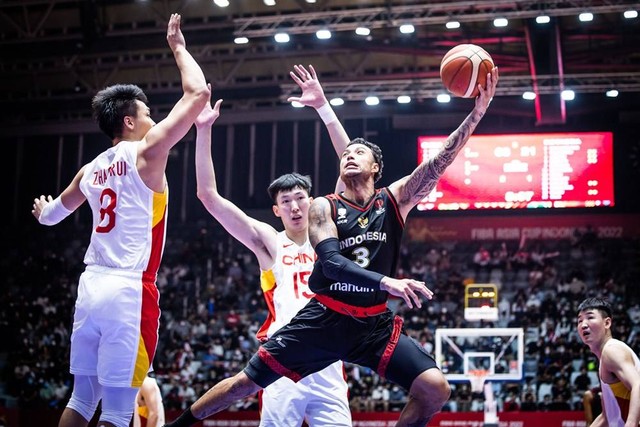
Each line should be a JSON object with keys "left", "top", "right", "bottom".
{"left": 389, "top": 67, "right": 498, "bottom": 220}
{"left": 138, "top": 14, "right": 210, "bottom": 189}
{"left": 288, "top": 64, "right": 349, "bottom": 192}
{"left": 195, "top": 89, "right": 277, "bottom": 268}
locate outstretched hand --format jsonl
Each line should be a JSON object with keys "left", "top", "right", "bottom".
{"left": 287, "top": 64, "right": 328, "bottom": 109}
{"left": 475, "top": 66, "right": 499, "bottom": 111}
{"left": 195, "top": 84, "right": 222, "bottom": 128}
{"left": 166, "top": 13, "right": 186, "bottom": 52}
{"left": 32, "top": 195, "right": 52, "bottom": 220}
{"left": 380, "top": 277, "right": 434, "bottom": 309}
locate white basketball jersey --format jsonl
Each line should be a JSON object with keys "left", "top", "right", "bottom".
{"left": 257, "top": 231, "right": 316, "bottom": 340}
{"left": 79, "top": 141, "right": 168, "bottom": 275}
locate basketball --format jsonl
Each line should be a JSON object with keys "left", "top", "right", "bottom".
{"left": 440, "top": 44, "right": 494, "bottom": 98}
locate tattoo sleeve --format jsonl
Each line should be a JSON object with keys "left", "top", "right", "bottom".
{"left": 400, "top": 107, "right": 486, "bottom": 206}
{"left": 308, "top": 198, "right": 338, "bottom": 247}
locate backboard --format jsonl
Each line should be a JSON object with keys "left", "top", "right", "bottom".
{"left": 435, "top": 327, "right": 524, "bottom": 382}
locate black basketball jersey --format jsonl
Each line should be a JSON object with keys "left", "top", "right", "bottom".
{"left": 308, "top": 187, "right": 405, "bottom": 307}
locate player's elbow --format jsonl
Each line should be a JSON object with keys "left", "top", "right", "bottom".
{"left": 190, "top": 85, "right": 211, "bottom": 109}
{"left": 320, "top": 258, "right": 343, "bottom": 281}
{"left": 196, "top": 187, "right": 220, "bottom": 210}
{"left": 181, "top": 82, "right": 210, "bottom": 112}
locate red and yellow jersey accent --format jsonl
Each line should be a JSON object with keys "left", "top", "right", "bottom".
{"left": 256, "top": 269, "right": 277, "bottom": 342}
{"left": 256, "top": 231, "right": 316, "bottom": 341}
{"left": 131, "top": 278, "right": 160, "bottom": 387}
{"left": 600, "top": 343, "right": 640, "bottom": 426}
{"left": 138, "top": 405, "right": 149, "bottom": 419}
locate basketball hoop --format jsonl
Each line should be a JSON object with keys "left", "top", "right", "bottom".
{"left": 468, "top": 369, "right": 489, "bottom": 394}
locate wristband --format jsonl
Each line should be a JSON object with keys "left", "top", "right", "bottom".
{"left": 38, "top": 196, "right": 73, "bottom": 225}
{"left": 316, "top": 103, "right": 338, "bottom": 125}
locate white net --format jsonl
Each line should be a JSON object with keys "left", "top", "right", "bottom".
{"left": 468, "top": 369, "right": 489, "bottom": 394}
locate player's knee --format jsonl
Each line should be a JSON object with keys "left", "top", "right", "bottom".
{"left": 434, "top": 375, "right": 452, "bottom": 404}
{"left": 100, "top": 385, "right": 138, "bottom": 427}
{"left": 67, "top": 375, "right": 102, "bottom": 421}
{"left": 67, "top": 393, "right": 100, "bottom": 422}
{"left": 411, "top": 369, "right": 451, "bottom": 406}
{"left": 100, "top": 410, "right": 133, "bottom": 427}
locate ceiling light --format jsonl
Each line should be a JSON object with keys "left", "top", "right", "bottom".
{"left": 234, "top": 37, "right": 249, "bottom": 45}
{"left": 623, "top": 10, "right": 638, "bottom": 19}
{"left": 365, "top": 96, "right": 379, "bottom": 106}
{"left": 436, "top": 94, "right": 451, "bottom": 103}
{"left": 213, "top": 0, "right": 229, "bottom": 7}
{"left": 399, "top": 24, "right": 415, "bottom": 34}
{"left": 397, "top": 95, "right": 411, "bottom": 104}
{"left": 355, "top": 27, "right": 370, "bottom": 36}
{"left": 316, "top": 29, "right": 331, "bottom": 40}
{"left": 263, "top": 0, "right": 276, "bottom": 5}
{"left": 305, "top": 0, "right": 316, "bottom": 3}
{"left": 561, "top": 89, "right": 575, "bottom": 100}
{"left": 536, "top": 15, "right": 550, "bottom": 24}
{"left": 605, "top": 89, "right": 619, "bottom": 98}
{"left": 579, "top": 12, "right": 594, "bottom": 22}
{"left": 274, "top": 32, "right": 290, "bottom": 43}
{"left": 330, "top": 97, "right": 344, "bottom": 106}
{"left": 522, "top": 91, "right": 536, "bottom": 100}
{"left": 493, "top": 18, "right": 508, "bottom": 27}
{"left": 445, "top": 21, "right": 460, "bottom": 29}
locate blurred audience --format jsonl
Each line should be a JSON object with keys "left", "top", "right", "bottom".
{"left": 1, "top": 222, "right": 638, "bottom": 414}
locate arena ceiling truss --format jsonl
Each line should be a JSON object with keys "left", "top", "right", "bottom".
{"left": 1, "top": 0, "right": 639, "bottom": 131}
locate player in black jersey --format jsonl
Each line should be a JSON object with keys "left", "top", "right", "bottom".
{"left": 164, "top": 66, "right": 498, "bottom": 427}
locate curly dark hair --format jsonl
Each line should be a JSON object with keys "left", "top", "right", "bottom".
{"left": 91, "top": 84, "right": 148, "bottom": 139}
{"left": 347, "top": 137, "right": 384, "bottom": 182}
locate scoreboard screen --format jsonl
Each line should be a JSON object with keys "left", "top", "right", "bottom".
{"left": 417, "top": 132, "right": 614, "bottom": 211}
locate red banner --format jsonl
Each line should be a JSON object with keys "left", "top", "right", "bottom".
{"left": 405, "top": 213, "right": 640, "bottom": 242}
{"left": 192, "top": 411, "right": 587, "bottom": 427}
{"left": 0, "top": 408, "right": 587, "bottom": 427}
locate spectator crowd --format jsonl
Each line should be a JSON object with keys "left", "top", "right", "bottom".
{"left": 1, "top": 220, "right": 638, "bottom": 415}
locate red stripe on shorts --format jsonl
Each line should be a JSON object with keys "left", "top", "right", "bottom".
{"left": 140, "top": 278, "right": 160, "bottom": 365}
{"left": 377, "top": 315, "right": 404, "bottom": 378}
{"left": 258, "top": 347, "right": 302, "bottom": 383}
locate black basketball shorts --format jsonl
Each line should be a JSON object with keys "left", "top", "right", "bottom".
{"left": 244, "top": 298, "right": 438, "bottom": 391}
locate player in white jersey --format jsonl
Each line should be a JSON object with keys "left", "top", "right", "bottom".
{"left": 577, "top": 297, "right": 640, "bottom": 427}
{"left": 31, "top": 13, "right": 209, "bottom": 427}
{"left": 257, "top": 231, "right": 316, "bottom": 340}
{"left": 187, "top": 66, "right": 352, "bottom": 427}
{"left": 134, "top": 376, "right": 166, "bottom": 427}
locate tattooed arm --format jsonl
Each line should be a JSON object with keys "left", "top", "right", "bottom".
{"left": 389, "top": 67, "right": 499, "bottom": 220}
{"left": 308, "top": 197, "right": 339, "bottom": 246}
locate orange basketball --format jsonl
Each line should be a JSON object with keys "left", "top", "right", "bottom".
{"left": 440, "top": 44, "right": 494, "bottom": 98}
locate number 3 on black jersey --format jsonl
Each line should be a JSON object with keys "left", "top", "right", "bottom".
{"left": 352, "top": 246, "right": 371, "bottom": 268}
